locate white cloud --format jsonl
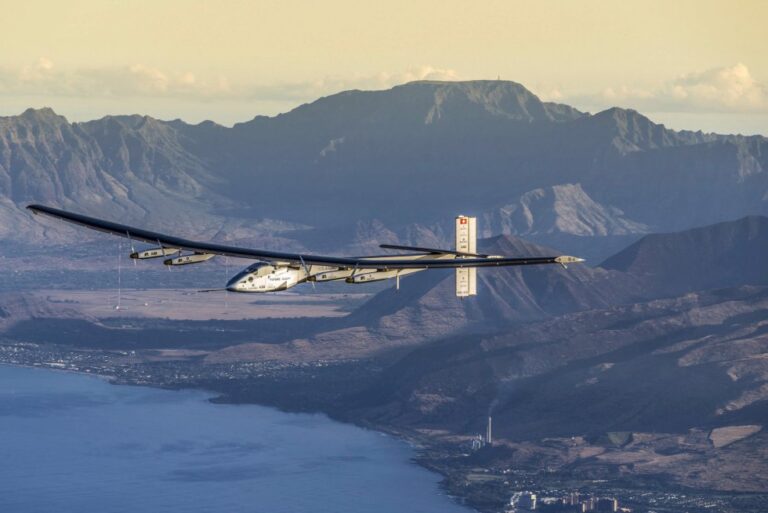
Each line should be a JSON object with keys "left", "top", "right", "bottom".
{"left": 0, "top": 59, "right": 458, "bottom": 103}
{"left": 0, "top": 58, "right": 233, "bottom": 99}
{"left": 667, "top": 63, "right": 766, "bottom": 111}
{"left": 568, "top": 63, "right": 768, "bottom": 114}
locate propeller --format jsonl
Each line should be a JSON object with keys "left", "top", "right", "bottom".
{"left": 299, "top": 256, "right": 316, "bottom": 290}
{"left": 126, "top": 231, "right": 137, "bottom": 267}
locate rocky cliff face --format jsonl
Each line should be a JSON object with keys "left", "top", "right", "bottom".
{"left": 481, "top": 183, "right": 649, "bottom": 237}
{"left": 0, "top": 109, "right": 214, "bottom": 213}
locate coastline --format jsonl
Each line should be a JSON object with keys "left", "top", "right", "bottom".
{"left": 0, "top": 361, "right": 115, "bottom": 382}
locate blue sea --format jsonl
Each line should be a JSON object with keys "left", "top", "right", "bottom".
{"left": 0, "top": 365, "right": 472, "bottom": 513}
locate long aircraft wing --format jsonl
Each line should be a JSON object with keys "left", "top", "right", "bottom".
{"left": 27, "top": 204, "right": 584, "bottom": 269}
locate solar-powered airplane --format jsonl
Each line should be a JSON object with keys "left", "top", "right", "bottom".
{"left": 27, "top": 205, "right": 585, "bottom": 297}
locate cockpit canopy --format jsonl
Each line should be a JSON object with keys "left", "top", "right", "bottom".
{"left": 226, "top": 262, "right": 276, "bottom": 289}
{"left": 245, "top": 262, "right": 276, "bottom": 277}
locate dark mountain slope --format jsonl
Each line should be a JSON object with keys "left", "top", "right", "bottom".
{"left": 344, "top": 285, "right": 768, "bottom": 440}
{"left": 326, "top": 217, "right": 768, "bottom": 439}
{"left": 601, "top": 215, "right": 768, "bottom": 296}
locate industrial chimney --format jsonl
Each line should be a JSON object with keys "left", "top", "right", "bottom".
{"left": 486, "top": 416, "right": 492, "bottom": 445}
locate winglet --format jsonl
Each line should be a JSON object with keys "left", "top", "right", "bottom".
{"left": 554, "top": 255, "right": 586, "bottom": 269}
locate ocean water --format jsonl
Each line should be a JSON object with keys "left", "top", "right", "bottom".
{"left": 0, "top": 365, "right": 471, "bottom": 513}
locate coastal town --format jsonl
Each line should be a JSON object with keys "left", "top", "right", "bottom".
{"left": 509, "top": 491, "right": 628, "bottom": 512}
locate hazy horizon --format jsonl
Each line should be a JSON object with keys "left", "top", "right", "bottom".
{"left": 2, "top": 0, "right": 767, "bottom": 135}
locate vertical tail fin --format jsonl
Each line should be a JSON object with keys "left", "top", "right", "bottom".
{"left": 455, "top": 215, "right": 477, "bottom": 297}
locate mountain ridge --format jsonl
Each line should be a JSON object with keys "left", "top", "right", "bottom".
{"left": 1, "top": 80, "right": 766, "bottom": 259}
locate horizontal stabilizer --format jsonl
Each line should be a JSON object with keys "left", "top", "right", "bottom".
{"left": 379, "top": 243, "right": 493, "bottom": 258}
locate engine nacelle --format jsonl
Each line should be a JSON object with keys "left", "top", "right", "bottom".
{"left": 130, "top": 247, "right": 180, "bottom": 259}
{"left": 311, "top": 269, "right": 356, "bottom": 282}
{"left": 164, "top": 253, "right": 215, "bottom": 266}
{"left": 345, "top": 270, "right": 400, "bottom": 284}
{"left": 226, "top": 263, "right": 306, "bottom": 292}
